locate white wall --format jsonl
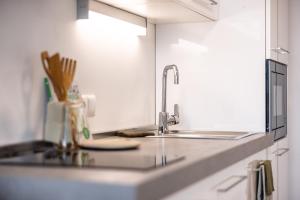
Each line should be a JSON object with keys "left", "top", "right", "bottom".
{"left": 288, "top": 1, "right": 300, "bottom": 199}
{"left": 156, "top": 0, "right": 265, "bottom": 132}
{"left": 0, "top": 0, "right": 155, "bottom": 145}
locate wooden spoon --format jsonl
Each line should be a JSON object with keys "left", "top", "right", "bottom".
{"left": 49, "top": 53, "right": 67, "bottom": 101}
{"left": 41, "top": 51, "right": 63, "bottom": 101}
{"left": 41, "top": 52, "right": 77, "bottom": 102}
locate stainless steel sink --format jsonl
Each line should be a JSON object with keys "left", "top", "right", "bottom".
{"left": 93, "top": 125, "right": 257, "bottom": 140}
{"left": 147, "top": 130, "right": 257, "bottom": 140}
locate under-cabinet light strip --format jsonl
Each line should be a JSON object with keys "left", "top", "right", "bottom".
{"left": 77, "top": 0, "right": 147, "bottom": 28}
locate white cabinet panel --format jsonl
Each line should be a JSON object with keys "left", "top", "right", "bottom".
{"left": 164, "top": 150, "right": 267, "bottom": 200}
{"left": 266, "top": 0, "right": 289, "bottom": 64}
{"left": 216, "top": 177, "right": 247, "bottom": 200}
{"left": 277, "top": 137, "right": 289, "bottom": 200}
{"left": 267, "top": 142, "right": 278, "bottom": 200}
{"left": 266, "top": 0, "right": 278, "bottom": 61}
{"left": 267, "top": 137, "right": 289, "bottom": 200}
{"left": 278, "top": 150, "right": 288, "bottom": 200}
{"left": 277, "top": 0, "right": 289, "bottom": 64}
{"left": 214, "top": 158, "right": 248, "bottom": 200}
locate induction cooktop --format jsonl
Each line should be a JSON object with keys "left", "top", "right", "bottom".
{"left": 0, "top": 141, "right": 184, "bottom": 171}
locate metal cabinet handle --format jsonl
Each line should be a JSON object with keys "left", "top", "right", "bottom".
{"left": 216, "top": 175, "right": 247, "bottom": 193}
{"left": 272, "top": 149, "right": 280, "bottom": 155}
{"left": 193, "top": 0, "right": 218, "bottom": 6}
{"left": 209, "top": 0, "right": 218, "bottom": 5}
{"left": 274, "top": 148, "right": 289, "bottom": 156}
{"left": 271, "top": 47, "right": 290, "bottom": 54}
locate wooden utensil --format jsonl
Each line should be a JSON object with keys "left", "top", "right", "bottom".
{"left": 41, "top": 51, "right": 77, "bottom": 102}
{"left": 41, "top": 51, "right": 63, "bottom": 101}
{"left": 49, "top": 53, "right": 67, "bottom": 101}
{"left": 61, "top": 57, "right": 77, "bottom": 93}
{"left": 41, "top": 51, "right": 50, "bottom": 76}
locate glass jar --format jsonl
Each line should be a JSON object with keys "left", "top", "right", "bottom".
{"left": 60, "top": 98, "right": 90, "bottom": 151}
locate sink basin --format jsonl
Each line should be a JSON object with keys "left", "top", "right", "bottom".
{"left": 147, "top": 130, "right": 257, "bottom": 140}
{"left": 92, "top": 126, "right": 257, "bottom": 140}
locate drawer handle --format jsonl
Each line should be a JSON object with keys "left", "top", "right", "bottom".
{"left": 274, "top": 148, "right": 289, "bottom": 156}
{"left": 209, "top": 0, "right": 218, "bottom": 5}
{"left": 216, "top": 175, "right": 247, "bottom": 193}
{"left": 193, "top": 0, "right": 218, "bottom": 6}
{"left": 271, "top": 47, "right": 290, "bottom": 54}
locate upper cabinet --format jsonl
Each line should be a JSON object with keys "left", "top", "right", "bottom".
{"left": 266, "top": 0, "right": 289, "bottom": 64}
{"left": 277, "top": 0, "right": 289, "bottom": 64}
{"left": 96, "top": 0, "right": 219, "bottom": 24}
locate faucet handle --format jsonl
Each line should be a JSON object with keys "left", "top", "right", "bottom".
{"left": 174, "top": 104, "right": 179, "bottom": 118}
{"left": 168, "top": 104, "right": 179, "bottom": 125}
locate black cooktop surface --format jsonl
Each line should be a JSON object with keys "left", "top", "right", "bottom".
{"left": 0, "top": 141, "right": 184, "bottom": 171}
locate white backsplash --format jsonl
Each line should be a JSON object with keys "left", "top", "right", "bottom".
{"left": 156, "top": 0, "right": 265, "bottom": 132}
{"left": 0, "top": 0, "right": 155, "bottom": 145}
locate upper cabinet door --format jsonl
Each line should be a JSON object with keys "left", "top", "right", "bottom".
{"left": 277, "top": 0, "right": 289, "bottom": 64}
{"left": 266, "top": 0, "right": 278, "bottom": 61}
{"left": 266, "top": 0, "right": 289, "bottom": 64}
{"left": 96, "top": 0, "right": 219, "bottom": 24}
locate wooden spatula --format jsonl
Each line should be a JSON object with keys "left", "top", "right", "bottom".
{"left": 61, "top": 57, "right": 77, "bottom": 93}
{"left": 41, "top": 51, "right": 77, "bottom": 102}
{"left": 41, "top": 51, "right": 51, "bottom": 78}
{"left": 41, "top": 52, "right": 65, "bottom": 101}
{"left": 41, "top": 51, "right": 61, "bottom": 101}
{"left": 49, "top": 53, "right": 67, "bottom": 101}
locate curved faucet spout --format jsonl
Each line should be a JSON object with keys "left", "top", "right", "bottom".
{"left": 162, "top": 65, "right": 179, "bottom": 112}
{"left": 159, "top": 65, "right": 180, "bottom": 135}
{"left": 163, "top": 64, "right": 179, "bottom": 84}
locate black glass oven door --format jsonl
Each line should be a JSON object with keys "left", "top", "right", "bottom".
{"left": 268, "top": 61, "right": 277, "bottom": 131}
{"left": 274, "top": 62, "right": 287, "bottom": 140}
{"left": 276, "top": 73, "right": 286, "bottom": 128}
{"left": 266, "top": 59, "right": 287, "bottom": 140}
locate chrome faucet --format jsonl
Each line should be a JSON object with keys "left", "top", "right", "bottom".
{"left": 158, "top": 64, "right": 180, "bottom": 135}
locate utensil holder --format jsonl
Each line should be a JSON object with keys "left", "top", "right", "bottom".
{"left": 45, "top": 100, "right": 90, "bottom": 151}
{"left": 45, "top": 102, "right": 65, "bottom": 145}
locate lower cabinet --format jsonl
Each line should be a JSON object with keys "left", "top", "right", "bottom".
{"left": 164, "top": 150, "right": 267, "bottom": 200}
{"left": 267, "top": 137, "right": 289, "bottom": 200}
{"left": 215, "top": 175, "right": 247, "bottom": 200}
{"left": 164, "top": 138, "right": 289, "bottom": 200}
{"left": 267, "top": 141, "right": 278, "bottom": 200}
{"left": 277, "top": 137, "right": 289, "bottom": 200}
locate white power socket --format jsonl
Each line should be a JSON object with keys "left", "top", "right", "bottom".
{"left": 82, "top": 94, "right": 96, "bottom": 117}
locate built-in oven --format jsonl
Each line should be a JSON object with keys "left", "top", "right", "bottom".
{"left": 266, "top": 59, "right": 287, "bottom": 141}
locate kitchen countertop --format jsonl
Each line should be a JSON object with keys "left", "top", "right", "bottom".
{"left": 0, "top": 132, "right": 273, "bottom": 200}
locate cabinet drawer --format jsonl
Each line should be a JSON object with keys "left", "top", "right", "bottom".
{"left": 277, "top": 137, "right": 288, "bottom": 149}
{"left": 164, "top": 150, "right": 267, "bottom": 200}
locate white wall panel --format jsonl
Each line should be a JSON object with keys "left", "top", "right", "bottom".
{"left": 0, "top": 0, "right": 155, "bottom": 145}
{"left": 156, "top": 0, "right": 265, "bottom": 132}
{"left": 288, "top": 1, "right": 300, "bottom": 199}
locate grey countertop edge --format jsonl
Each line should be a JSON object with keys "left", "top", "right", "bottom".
{"left": 136, "top": 133, "right": 274, "bottom": 200}
{"left": 0, "top": 133, "right": 274, "bottom": 200}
